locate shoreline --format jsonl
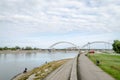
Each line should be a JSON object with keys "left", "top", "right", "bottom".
{"left": 0, "top": 50, "right": 78, "bottom": 54}
{"left": 12, "top": 59, "right": 71, "bottom": 80}
{"left": 0, "top": 50, "right": 49, "bottom": 54}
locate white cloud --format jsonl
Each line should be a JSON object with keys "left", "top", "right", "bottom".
{"left": 0, "top": 0, "right": 120, "bottom": 47}
{"left": 0, "top": 0, "right": 120, "bottom": 33}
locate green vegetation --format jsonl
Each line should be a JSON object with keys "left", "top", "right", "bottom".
{"left": 0, "top": 46, "right": 40, "bottom": 50}
{"left": 88, "top": 53, "right": 120, "bottom": 80}
{"left": 112, "top": 40, "right": 120, "bottom": 54}
{"left": 14, "top": 59, "right": 69, "bottom": 80}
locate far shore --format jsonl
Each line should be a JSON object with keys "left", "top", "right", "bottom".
{"left": 0, "top": 50, "right": 77, "bottom": 54}
{"left": 0, "top": 50, "right": 48, "bottom": 54}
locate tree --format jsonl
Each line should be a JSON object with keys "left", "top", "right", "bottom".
{"left": 25, "top": 46, "right": 33, "bottom": 50}
{"left": 11, "top": 47, "right": 16, "bottom": 50}
{"left": 112, "top": 40, "right": 120, "bottom": 54}
{"left": 3, "top": 46, "right": 8, "bottom": 50}
{"left": 33, "top": 47, "right": 39, "bottom": 50}
{"left": 0, "top": 47, "right": 3, "bottom": 50}
{"left": 15, "top": 46, "right": 21, "bottom": 50}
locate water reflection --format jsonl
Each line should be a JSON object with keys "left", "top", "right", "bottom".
{"left": 0, "top": 51, "right": 77, "bottom": 80}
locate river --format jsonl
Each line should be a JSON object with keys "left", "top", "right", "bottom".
{"left": 0, "top": 51, "right": 78, "bottom": 80}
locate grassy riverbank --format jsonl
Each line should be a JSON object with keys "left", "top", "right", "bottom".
{"left": 13, "top": 59, "right": 70, "bottom": 80}
{"left": 88, "top": 53, "right": 120, "bottom": 80}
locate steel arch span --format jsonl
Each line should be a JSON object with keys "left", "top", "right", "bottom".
{"left": 49, "top": 41, "right": 78, "bottom": 49}
{"left": 81, "top": 41, "right": 112, "bottom": 49}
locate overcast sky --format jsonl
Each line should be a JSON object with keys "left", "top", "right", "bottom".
{"left": 0, "top": 0, "right": 120, "bottom": 48}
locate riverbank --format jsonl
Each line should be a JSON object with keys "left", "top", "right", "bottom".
{"left": 0, "top": 50, "right": 47, "bottom": 54}
{"left": 0, "top": 50, "right": 78, "bottom": 54}
{"left": 12, "top": 59, "right": 71, "bottom": 80}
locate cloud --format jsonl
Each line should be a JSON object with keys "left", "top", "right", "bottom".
{"left": 0, "top": 0, "right": 120, "bottom": 47}
{"left": 0, "top": 0, "right": 120, "bottom": 33}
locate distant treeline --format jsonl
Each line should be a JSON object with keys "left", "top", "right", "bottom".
{"left": 0, "top": 46, "right": 40, "bottom": 50}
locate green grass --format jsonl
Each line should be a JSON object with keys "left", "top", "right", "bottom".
{"left": 88, "top": 53, "right": 120, "bottom": 80}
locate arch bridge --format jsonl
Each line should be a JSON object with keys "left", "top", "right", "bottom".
{"left": 81, "top": 41, "right": 113, "bottom": 52}
{"left": 49, "top": 41, "right": 113, "bottom": 52}
{"left": 49, "top": 41, "right": 78, "bottom": 49}
{"left": 81, "top": 41, "right": 112, "bottom": 49}
{"left": 49, "top": 41, "right": 80, "bottom": 52}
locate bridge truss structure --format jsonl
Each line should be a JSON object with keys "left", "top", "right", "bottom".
{"left": 49, "top": 41, "right": 113, "bottom": 53}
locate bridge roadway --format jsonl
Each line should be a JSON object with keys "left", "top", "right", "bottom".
{"left": 43, "top": 53, "right": 115, "bottom": 80}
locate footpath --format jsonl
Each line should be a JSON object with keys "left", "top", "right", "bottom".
{"left": 78, "top": 53, "right": 115, "bottom": 80}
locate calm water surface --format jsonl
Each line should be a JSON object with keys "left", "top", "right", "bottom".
{"left": 0, "top": 51, "right": 77, "bottom": 80}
